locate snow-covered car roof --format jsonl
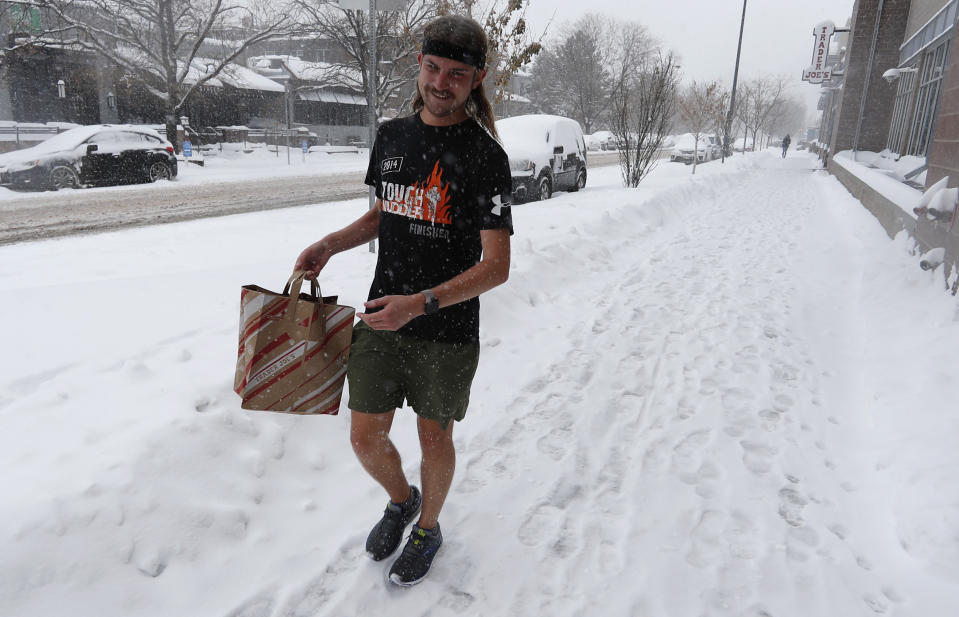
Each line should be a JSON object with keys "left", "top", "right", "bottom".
{"left": 0, "top": 125, "right": 170, "bottom": 165}
{"left": 497, "top": 114, "right": 582, "bottom": 142}
{"left": 588, "top": 130, "right": 615, "bottom": 140}
{"left": 496, "top": 114, "right": 584, "bottom": 157}
{"left": 672, "top": 133, "right": 710, "bottom": 149}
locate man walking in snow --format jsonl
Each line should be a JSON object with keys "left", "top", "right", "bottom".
{"left": 294, "top": 14, "right": 513, "bottom": 586}
{"left": 782, "top": 134, "right": 791, "bottom": 158}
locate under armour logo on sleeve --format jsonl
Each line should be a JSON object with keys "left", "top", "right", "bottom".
{"left": 491, "top": 193, "right": 510, "bottom": 216}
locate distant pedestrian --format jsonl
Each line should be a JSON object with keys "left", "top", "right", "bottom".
{"left": 782, "top": 134, "right": 791, "bottom": 158}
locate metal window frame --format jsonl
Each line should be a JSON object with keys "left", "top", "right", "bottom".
{"left": 906, "top": 38, "right": 951, "bottom": 157}
{"left": 887, "top": 66, "right": 919, "bottom": 154}
{"left": 901, "top": 0, "right": 958, "bottom": 64}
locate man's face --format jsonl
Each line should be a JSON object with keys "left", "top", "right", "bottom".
{"left": 417, "top": 53, "right": 485, "bottom": 123}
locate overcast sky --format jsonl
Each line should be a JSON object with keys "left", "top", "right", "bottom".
{"left": 522, "top": 0, "right": 857, "bottom": 122}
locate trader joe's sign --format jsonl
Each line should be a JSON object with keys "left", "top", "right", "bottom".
{"left": 803, "top": 21, "right": 835, "bottom": 84}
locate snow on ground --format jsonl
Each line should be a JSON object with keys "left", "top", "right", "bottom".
{"left": 1, "top": 150, "right": 957, "bottom": 616}
{"left": 175, "top": 143, "right": 370, "bottom": 183}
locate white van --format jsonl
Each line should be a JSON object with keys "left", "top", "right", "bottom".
{"left": 495, "top": 114, "right": 588, "bottom": 202}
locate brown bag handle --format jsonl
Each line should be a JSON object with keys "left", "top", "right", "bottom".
{"left": 283, "top": 270, "right": 320, "bottom": 301}
{"left": 281, "top": 270, "right": 324, "bottom": 328}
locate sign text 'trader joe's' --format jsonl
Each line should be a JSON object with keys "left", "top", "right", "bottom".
{"left": 803, "top": 21, "right": 835, "bottom": 84}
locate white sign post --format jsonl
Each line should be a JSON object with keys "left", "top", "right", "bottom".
{"left": 802, "top": 21, "right": 835, "bottom": 84}
{"left": 337, "top": 0, "right": 405, "bottom": 252}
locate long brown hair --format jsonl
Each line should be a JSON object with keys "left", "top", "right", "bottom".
{"left": 412, "top": 15, "right": 499, "bottom": 140}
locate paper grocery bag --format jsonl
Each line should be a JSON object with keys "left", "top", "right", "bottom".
{"left": 234, "top": 270, "right": 355, "bottom": 415}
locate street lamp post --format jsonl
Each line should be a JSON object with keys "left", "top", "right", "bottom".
{"left": 723, "top": 0, "right": 747, "bottom": 163}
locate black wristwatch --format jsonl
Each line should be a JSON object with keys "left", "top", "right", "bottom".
{"left": 421, "top": 289, "right": 439, "bottom": 315}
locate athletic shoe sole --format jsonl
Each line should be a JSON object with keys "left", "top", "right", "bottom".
{"left": 387, "top": 545, "right": 442, "bottom": 587}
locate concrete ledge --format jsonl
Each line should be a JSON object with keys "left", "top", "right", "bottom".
{"left": 828, "top": 157, "right": 918, "bottom": 241}
{"left": 827, "top": 156, "right": 959, "bottom": 292}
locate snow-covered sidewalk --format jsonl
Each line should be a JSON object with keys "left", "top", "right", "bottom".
{"left": 1, "top": 151, "right": 956, "bottom": 616}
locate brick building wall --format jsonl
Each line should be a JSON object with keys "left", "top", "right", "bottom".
{"left": 830, "top": 0, "right": 912, "bottom": 153}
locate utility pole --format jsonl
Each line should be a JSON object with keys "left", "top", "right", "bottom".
{"left": 723, "top": 0, "right": 747, "bottom": 163}
{"left": 367, "top": 0, "right": 377, "bottom": 253}
{"left": 339, "top": 0, "right": 403, "bottom": 252}
{"left": 285, "top": 80, "right": 292, "bottom": 166}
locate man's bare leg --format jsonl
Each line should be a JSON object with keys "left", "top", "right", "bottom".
{"left": 351, "top": 410, "right": 411, "bottom": 504}
{"left": 416, "top": 416, "right": 455, "bottom": 529}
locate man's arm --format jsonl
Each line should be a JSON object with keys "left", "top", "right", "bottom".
{"left": 358, "top": 227, "right": 510, "bottom": 330}
{"left": 295, "top": 200, "right": 381, "bottom": 277}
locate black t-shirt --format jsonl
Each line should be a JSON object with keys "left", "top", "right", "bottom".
{"left": 363, "top": 113, "right": 513, "bottom": 344}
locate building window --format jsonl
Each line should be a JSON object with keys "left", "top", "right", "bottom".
{"left": 907, "top": 38, "right": 951, "bottom": 157}
{"left": 887, "top": 66, "right": 918, "bottom": 155}
{"left": 901, "top": 0, "right": 958, "bottom": 64}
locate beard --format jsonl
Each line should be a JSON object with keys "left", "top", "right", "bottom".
{"left": 421, "top": 85, "right": 468, "bottom": 119}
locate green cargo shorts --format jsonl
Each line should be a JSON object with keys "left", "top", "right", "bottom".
{"left": 346, "top": 321, "right": 480, "bottom": 429}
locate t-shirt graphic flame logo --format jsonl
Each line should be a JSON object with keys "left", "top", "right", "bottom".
{"left": 418, "top": 161, "right": 452, "bottom": 224}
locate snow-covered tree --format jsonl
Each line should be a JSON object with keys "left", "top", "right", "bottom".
{"left": 678, "top": 80, "right": 723, "bottom": 174}
{"left": 289, "top": 0, "right": 432, "bottom": 120}
{"left": 610, "top": 22, "right": 678, "bottom": 188}
{"left": 288, "top": 0, "right": 541, "bottom": 122}
{"left": 526, "top": 14, "right": 615, "bottom": 133}
{"left": 737, "top": 76, "right": 788, "bottom": 150}
{"left": 9, "top": 0, "right": 293, "bottom": 150}
{"left": 712, "top": 87, "right": 734, "bottom": 162}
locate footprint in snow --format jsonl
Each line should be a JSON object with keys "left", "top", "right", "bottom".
{"left": 828, "top": 523, "right": 849, "bottom": 540}
{"left": 224, "top": 589, "right": 278, "bottom": 617}
{"left": 721, "top": 387, "right": 756, "bottom": 413}
{"left": 757, "top": 408, "right": 783, "bottom": 431}
{"left": 863, "top": 593, "right": 890, "bottom": 614}
{"left": 457, "top": 448, "right": 511, "bottom": 494}
{"left": 778, "top": 487, "right": 808, "bottom": 527}
{"left": 535, "top": 416, "right": 574, "bottom": 461}
{"left": 772, "top": 393, "right": 794, "bottom": 411}
{"left": 523, "top": 375, "right": 551, "bottom": 394}
{"left": 739, "top": 440, "right": 779, "bottom": 475}
{"left": 686, "top": 509, "right": 726, "bottom": 568}
{"left": 671, "top": 430, "right": 711, "bottom": 472}
{"left": 517, "top": 503, "right": 559, "bottom": 547}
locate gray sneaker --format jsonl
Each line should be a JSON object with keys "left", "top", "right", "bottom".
{"left": 365, "top": 486, "right": 422, "bottom": 561}
{"left": 388, "top": 523, "right": 443, "bottom": 586}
